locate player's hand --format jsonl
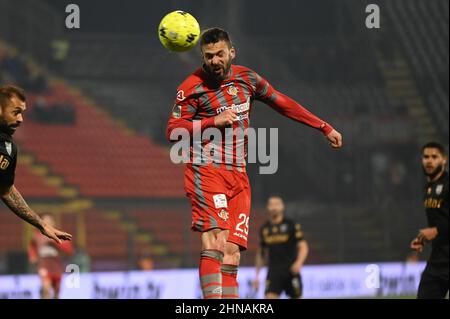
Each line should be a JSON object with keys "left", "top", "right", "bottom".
{"left": 326, "top": 129, "right": 343, "bottom": 149}
{"left": 252, "top": 279, "right": 260, "bottom": 291}
{"left": 410, "top": 237, "right": 424, "bottom": 253}
{"left": 417, "top": 227, "right": 438, "bottom": 242}
{"left": 40, "top": 223, "right": 72, "bottom": 244}
{"left": 214, "top": 109, "right": 238, "bottom": 128}
{"left": 290, "top": 262, "right": 302, "bottom": 275}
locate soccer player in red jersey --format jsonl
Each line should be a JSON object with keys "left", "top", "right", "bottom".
{"left": 28, "top": 213, "right": 74, "bottom": 299}
{"left": 166, "top": 28, "right": 342, "bottom": 299}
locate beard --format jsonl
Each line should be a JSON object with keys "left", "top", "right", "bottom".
{"left": 422, "top": 164, "right": 444, "bottom": 179}
{"left": 0, "top": 119, "right": 18, "bottom": 136}
{"left": 204, "top": 59, "right": 232, "bottom": 82}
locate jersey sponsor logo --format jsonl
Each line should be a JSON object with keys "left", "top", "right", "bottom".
{"left": 436, "top": 184, "right": 443, "bottom": 195}
{"left": 38, "top": 245, "right": 59, "bottom": 258}
{"left": 172, "top": 104, "right": 182, "bottom": 119}
{"left": 176, "top": 90, "right": 186, "bottom": 101}
{"left": 216, "top": 97, "right": 250, "bottom": 115}
{"left": 218, "top": 209, "right": 229, "bottom": 221}
{"left": 5, "top": 142, "right": 12, "bottom": 156}
{"left": 424, "top": 198, "right": 444, "bottom": 209}
{"left": 263, "top": 234, "right": 289, "bottom": 244}
{"left": 0, "top": 155, "right": 10, "bottom": 170}
{"left": 280, "top": 224, "right": 288, "bottom": 233}
{"left": 213, "top": 194, "right": 228, "bottom": 209}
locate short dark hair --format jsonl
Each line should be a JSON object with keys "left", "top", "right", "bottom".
{"left": 0, "top": 85, "right": 26, "bottom": 109}
{"left": 200, "top": 27, "right": 232, "bottom": 48}
{"left": 267, "top": 195, "right": 284, "bottom": 202}
{"left": 422, "top": 142, "right": 447, "bottom": 156}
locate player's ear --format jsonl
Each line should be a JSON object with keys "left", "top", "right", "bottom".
{"left": 230, "top": 47, "right": 236, "bottom": 60}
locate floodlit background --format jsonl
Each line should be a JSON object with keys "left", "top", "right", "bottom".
{"left": 0, "top": 0, "right": 448, "bottom": 298}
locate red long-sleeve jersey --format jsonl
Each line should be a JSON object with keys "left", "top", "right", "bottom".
{"left": 166, "top": 65, "right": 333, "bottom": 167}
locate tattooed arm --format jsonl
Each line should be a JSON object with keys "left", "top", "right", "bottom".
{"left": 1, "top": 185, "right": 43, "bottom": 229}
{"left": 1, "top": 185, "right": 72, "bottom": 243}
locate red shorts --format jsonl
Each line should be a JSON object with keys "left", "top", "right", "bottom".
{"left": 184, "top": 163, "right": 251, "bottom": 250}
{"left": 38, "top": 267, "right": 62, "bottom": 289}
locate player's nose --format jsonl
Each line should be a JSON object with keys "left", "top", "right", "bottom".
{"left": 211, "top": 56, "right": 220, "bottom": 65}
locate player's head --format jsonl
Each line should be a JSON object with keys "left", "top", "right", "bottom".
{"left": 267, "top": 195, "right": 285, "bottom": 220}
{"left": 40, "top": 213, "right": 56, "bottom": 227}
{"left": 0, "top": 85, "right": 26, "bottom": 135}
{"left": 421, "top": 142, "right": 447, "bottom": 179}
{"left": 200, "top": 28, "right": 236, "bottom": 82}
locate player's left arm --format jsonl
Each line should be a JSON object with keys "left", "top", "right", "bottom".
{"left": 254, "top": 73, "right": 342, "bottom": 148}
{"left": 0, "top": 185, "right": 72, "bottom": 243}
{"left": 290, "top": 223, "right": 309, "bottom": 275}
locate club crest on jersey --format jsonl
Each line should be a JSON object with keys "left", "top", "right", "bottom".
{"left": 218, "top": 209, "right": 229, "bottom": 221}
{"left": 227, "top": 85, "right": 239, "bottom": 96}
{"left": 5, "top": 142, "right": 12, "bottom": 156}
{"left": 436, "top": 184, "right": 443, "bottom": 195}
{"left": 176, "top": 90, "right": 186, "bottom": 101}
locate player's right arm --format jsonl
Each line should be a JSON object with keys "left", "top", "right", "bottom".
{"left": 290, "top": 223, "right": 309, "bottom": 274}
{"left": 0, "top": 184, "right": 72, "bottom": 243}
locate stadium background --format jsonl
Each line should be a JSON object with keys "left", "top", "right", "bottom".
{"left": 0, "top": 0, "right": 448, "bottom": 298}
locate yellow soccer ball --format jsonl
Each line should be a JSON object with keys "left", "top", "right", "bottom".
{"left": 158, "top": 11, "right": 200, "bottom": 52}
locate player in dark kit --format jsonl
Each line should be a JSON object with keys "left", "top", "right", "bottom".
{"left": 0, "top": 86, "right": 72, "bottom": 244}
{"left": 254, "top": 196, "right": 309, "bottom": 299}
{"left": 166, "top": 28, "right": 341, "bottom": 299}
{"left": 410, "top": 142, "right": 449, "bottom": 299}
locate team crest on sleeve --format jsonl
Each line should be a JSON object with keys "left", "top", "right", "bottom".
{"left": 172, "top": 104, "right": 182, "bottom": 119}
{"left": 5, "top": 142, "right": 12, "bottom": 156}
{"left": 436, "top": 184, "right": 443, "bottom": 195}
{"left": 176, "top": 90, "right": 186, "bottom": 101}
